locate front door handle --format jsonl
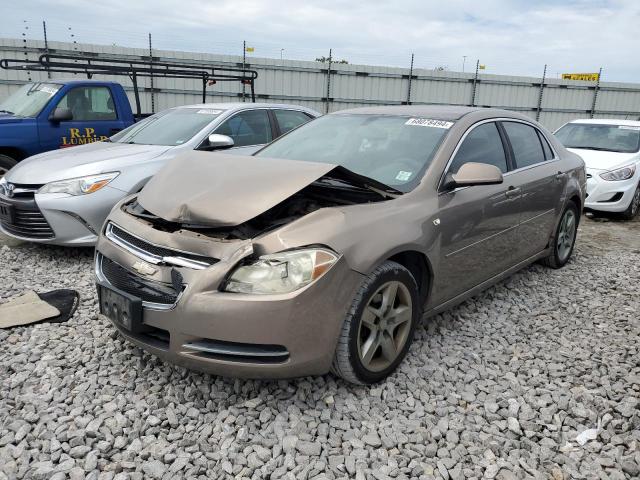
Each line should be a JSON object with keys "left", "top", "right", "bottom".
{"left": 555, "top": 171, "right": 567, "bottom": 181}
{"left": 505, "top": 187, "right": 521, "bottom": 199}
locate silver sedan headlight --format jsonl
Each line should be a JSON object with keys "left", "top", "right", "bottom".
{"left": 224, "top": 248, "right": 339, "bottom": 294}
{"left": 599, "top": 164, "right": 636, "bottom": 181}
{"left": 38, "top": 172, "right": 120, "bottom": 195}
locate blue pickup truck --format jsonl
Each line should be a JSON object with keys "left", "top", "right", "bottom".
{"left": 0, "top": 79, "right": 137, "bottom": 175}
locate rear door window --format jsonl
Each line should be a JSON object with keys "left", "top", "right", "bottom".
{"left": 503, "top": 122, "right": 546, "bottom": 168}
{"left": 273, "top": 109, "right": 313, "bottom": 135}
{"left": 214, "top": 110, "right": 272, "bottom": 147}
{"left": 449, "top": 122, "right": 508, "bottom": 174}
{"left": 537, "top": 131, "right": 554, "bottom": 160}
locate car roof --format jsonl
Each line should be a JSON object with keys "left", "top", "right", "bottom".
{"left": 175, "top": 103, "right": 320, "bottom": 115}
{"left": 568, "top": 118, "right": 640, "bottom": 126}
{"left": 332, "top": 105, "right": 493, "bottom": 120}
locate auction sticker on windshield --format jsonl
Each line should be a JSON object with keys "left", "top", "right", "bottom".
{"left": 405, "top": 118, "right": 453, "bottom": 129}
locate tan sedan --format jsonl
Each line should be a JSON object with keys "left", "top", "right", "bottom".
{"left": 94, "top": 106, "right": 585, "bottom": 384}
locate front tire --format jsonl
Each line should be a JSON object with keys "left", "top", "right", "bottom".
{"left": 542, "top": 201, "right": 579, "bottom": 269}
{"left": 0, "top": 154, "right": 17, "bottom": 178}
{"left": 620, "top": 182, "right": 640, "bottom": 220}
{"left": 331, "top": 261, "right": 421, "bottom": 385}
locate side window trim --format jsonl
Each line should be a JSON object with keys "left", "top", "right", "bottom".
{"left": 267, "top": 109, "right": 280, "bottom": 139}
{"left": 438, "top": 119, "right": 509, "bottom": 192}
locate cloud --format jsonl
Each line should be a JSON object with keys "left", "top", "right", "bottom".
{"left": 1, "top": 0, "right": 639, "bottom": 81}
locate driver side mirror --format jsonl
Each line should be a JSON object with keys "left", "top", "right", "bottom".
{"left": 443, "top": 162, "right": 503, "bottom": 190}
{"left": 202, "top": 134, "right": 234, "bottom": 151}
{"left": 49, "top": 107, "right": 73, "bottom": 123}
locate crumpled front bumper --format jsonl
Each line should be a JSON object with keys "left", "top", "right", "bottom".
{"left": 95, "top": 207, "right": 364, "bottom": 379}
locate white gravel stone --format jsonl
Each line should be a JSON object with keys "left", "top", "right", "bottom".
{"left": 0, "top": 219, "right": 639, "bottom": 479}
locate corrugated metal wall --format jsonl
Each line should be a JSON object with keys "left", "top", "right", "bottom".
{"left": 1, "top": 38, "right": 640, "bottom": 130}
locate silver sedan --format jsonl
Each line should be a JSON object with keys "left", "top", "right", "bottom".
{"left": 0, "top": 103, "right": 319, "bottom": 246}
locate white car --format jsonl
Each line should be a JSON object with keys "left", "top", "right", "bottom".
{"left": 555, "top": 119, "right": 640, "bottom": 219}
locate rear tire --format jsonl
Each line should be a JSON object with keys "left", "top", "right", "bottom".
{"left": 542, "top": 201, "right": 579, "bottom": 269}
{"left": 0, "top": 154, "right": 17, "bottom": 178}
{"left": 331, "top": 261, "right": 421, "bottom": 385}
{"left": 620, "top": 182, "right": 640, "bottom": 220}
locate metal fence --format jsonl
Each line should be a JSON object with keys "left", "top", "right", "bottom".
{"left": 1, "top": 37, "right": 640, "bottom": 131}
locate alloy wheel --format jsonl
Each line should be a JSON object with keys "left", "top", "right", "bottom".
{"left": 357, "top": 280, "right": 413, "bottom": 372}
{"left": 557, "top": 209, "right": 576, "bottom": 262}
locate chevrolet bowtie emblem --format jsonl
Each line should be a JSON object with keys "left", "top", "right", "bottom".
{"left": 131, "top": 261, "right": 157, "bottom": 276}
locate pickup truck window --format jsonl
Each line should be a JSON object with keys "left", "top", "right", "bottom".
{"left": 0, "top": 83, "right": 61, "bottom": 117}
{"left": 111, "top": 108, "right": 223, "bottom": 146}
{"left": 57, "top": 86, "right": 117, "bottom": 121}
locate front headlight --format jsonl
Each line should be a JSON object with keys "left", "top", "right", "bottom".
{"left": 599, "top": 164, "right": 636, "bottom": 181}
{"left": 38, "top": 172, "right": 119, "bottom": 195}
{"left": 224, "top": 248, "right": 339, "bottom": 294}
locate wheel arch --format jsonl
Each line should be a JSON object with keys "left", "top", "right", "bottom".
{"left": 386, "top": 250, "right": 433, "bottom": 309}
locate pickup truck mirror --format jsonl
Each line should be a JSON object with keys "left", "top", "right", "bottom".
{"left": 203, "top": 134, "right": 234, "bottom": 151}
{"left": 49, "top": 107, "right": 73, "bottom": 123}
{"left": 443, "top": 162, "right": 503, "bottom": 190}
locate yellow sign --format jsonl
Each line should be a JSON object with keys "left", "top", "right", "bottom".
{"left": 479, "top": 64, "right": 486, "bottom": 70}
{"left": 562, "top": 73, "right": 599, "bottom": 81}
{"left": 245, "top": 47, "right": 254, "bottom": 53}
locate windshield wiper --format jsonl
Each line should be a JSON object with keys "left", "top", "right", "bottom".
{"left": 567, "top": 146, "right": 621, "bottom": 152}
{"left": 0, "top": 109, "right": 14, "bottom": 115}
{"left": 315, "top": 166, "right": 403, "bottom": 199}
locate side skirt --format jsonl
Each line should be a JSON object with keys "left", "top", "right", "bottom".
{"left": 422, "top": 248, "right": 551, "bottom": 318}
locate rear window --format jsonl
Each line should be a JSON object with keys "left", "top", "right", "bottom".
{"left": 555, "top": 123, "right": 640, "bottom": 153}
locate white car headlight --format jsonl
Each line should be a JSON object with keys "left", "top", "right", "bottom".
{"left": 599, "top": 164, "right": 636, "bottom": 181}
{"left": 224, "top": 248, "right": 339, "bottom": 294}
{"left": 38, "top": 172, "right": 119, "bottom": 195}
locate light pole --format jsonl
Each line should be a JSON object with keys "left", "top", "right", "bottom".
{"left": 462, "top": 55, "right": 467, "bottom": 73}
{"left": 280, "top": 48, "right": 284, "bottom": 60}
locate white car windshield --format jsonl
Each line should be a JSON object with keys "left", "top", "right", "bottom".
{"left": 556, "top": 123, "right": 640, "bottom": 154}
{"left": 112, "top": 108, "right": 225, "bottom": 146}
{"left": 256, "top": 114, "right": 452, "bottom": 192}
{"left": 0, "top": 83, "right": 61, "bottom": 117}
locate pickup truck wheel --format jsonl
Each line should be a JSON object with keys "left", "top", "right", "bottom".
{"left": 331, "top": 261, "right": 420, "bottom": 385}
{"left": 541, "top": 201, "right": 579, "bottom": 269}
{"left": 0, "top": 154, "right": 17, "bottom": 178}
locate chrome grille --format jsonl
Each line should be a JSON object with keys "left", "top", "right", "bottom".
{"left": 105, "top": 223, "right": 218, "bottom": 270}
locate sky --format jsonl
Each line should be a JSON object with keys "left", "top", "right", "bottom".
{"left": 1, "top": 0, "right": 639, "bottom": 82}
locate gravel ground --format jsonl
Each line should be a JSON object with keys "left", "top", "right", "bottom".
{"left": 0, "top": 215, "right": 638, "bottom": 480}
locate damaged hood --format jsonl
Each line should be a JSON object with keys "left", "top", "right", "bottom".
{"left": 138, "top": 151, "right": 339, "bottom": 227}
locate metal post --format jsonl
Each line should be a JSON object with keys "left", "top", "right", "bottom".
{"left": 131, "top": 71, "right": 141, "bottom": 117}
{"left": 43, "top": 20, "right": 51, "bottom": 79}
{"left": 325, "top": 49, "right": 332, "bottom": 114}
{"left": 406, "top": 53, "right": 414, "bottom": 105}
{"left": 590, "top": 67, "right": 603, "bottom": 119}
{"left": 22, "top": 20, "right": 32, "bottom": 82}
{"left": 470, "top": 60, "right": 480, "bottom": 106}
{"left": 242, "top": 40, "right": 246, "bottom": 102}
{"left": 462, "top": 55, "right": 467, "bottom": 73}
{"left": 148, "top": 33, "right": 155, "bottom": 113}
{"left": 536, "top": 64, "right": 547, "bottom": 121}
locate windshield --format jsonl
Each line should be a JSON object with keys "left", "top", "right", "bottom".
{"left": 555, "top": 123, "right": 640, "bottom": 154}
{"left": 111, "top": 108, "right": 225, "bottom": 146}
{"left": 0, "top": 83, "right": 61, "bottom": 117}
{"left": 255, "top": 114, "right": 451, "bottom": 192}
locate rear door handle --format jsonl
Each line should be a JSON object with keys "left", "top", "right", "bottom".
{"left": 505, "top": 187, "right": 521, "bottom": 199}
